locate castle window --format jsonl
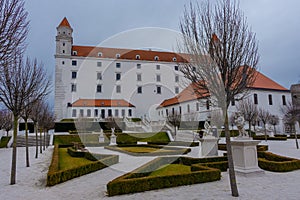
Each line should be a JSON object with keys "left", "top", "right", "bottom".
{"left": 97, "top": 72, "right": 102, "bottom": 80}
{"left": 136, "top": 55, "right": 140, "bottom": 60}
{"left": 137, "top": 74, "right": 142, "bottom": 81}
{"left": 156, "top": 65, "right": 160, "bottom": 70}
{"left": 87, "top": 109, "right": 91, "bottom": 117}
{"left": 187, "top": 104, "right": 190, "bottom": 113}
{"left": 116, "top": 62, "right": 121, "bottom": 68}
{"left": 156, "top": 86, "right": 161, "bottom": 94}
{"left": 72, "top": 60, "right": 77, "bottom": 66}
{"left": 175, "top": 75, "right": 179, "bottom": 82}
{"left": 71, "top": 84, "right": 76, "bottom": 92}
{"left": 268, "top": 94, "right": 273, "bottom": 105}
{"left": 156, "top": 74, "right": 161, "bottom": 82}
{"left": 175, "top": 87, "right": 179, "bottom": 94}
{"left": 62, "top": 50, "right": 65, "bottom": 54}
{"left": 137, "top": 63, "right": 141, "bottom": 69}
{"left": 72, "top": 51, "right": 77, "bottom": 56}
{"left": 62, "top": 61, "right": 65, "bottom": 65}
{"left": 116, "top": 54, "right": 120, "bottom": 58}
{"left": 97, "top": 61, "right": 102, "bottom": 67}
{"left": 116, "top": 85, "right": 121, "bottom": 93}
{"left": 128, "top": 109, "right": 132, "bottom": 117}
{"left": 94, "top": 109, "right": 98, "bottom": 117}
{"left": 154, "top": 56, "right": 159, "bottom": 61}
{"left": 71, "top": 71, "right": 77, "bottom": 79}
{"left": 137, "top": 86, "right": 142, "bottom": 94}
{"left": 96, "top": 84, "right": 102, "bottom": 93}
{"left": 206, "top": 99, "right": 210, "bottom": 110}
{"left": 72, "top": 109, "right": 77, "bottom": 117}
{"left": 282, "top": 95, "right": 287, "bottom": 105}
{"left": 116, "top": 73, "right": 121, "bottom": 81}
{"left": 63, "top": 42, "right": 65, "bottom": 46}
{"left": 115, "top": 109, "right": 119, "bottom": 117}
{"left": 174, "top": 65, "right": 179, "bottom": 71}
{"left": 254, "top": 93, "right": 258, "bottom": 105}
{"left": 98, "top": 52, "right": 102, "bottom": 57}
{"left": 79, "top": 109, "right": 84, "bottom": 117}
{"left": 173, "top": 57, "right": 177, "bottom": 62}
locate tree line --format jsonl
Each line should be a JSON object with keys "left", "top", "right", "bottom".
{"left": 0, "top": 0, "right": 53, "bottom": 185}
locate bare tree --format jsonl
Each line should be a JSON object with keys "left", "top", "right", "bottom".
{"left": 0, "top": 56, "right": 51, "bottom": 185}
{"left": 281, "top": 102, "right": 300, "bottom": 149}
{"left": 179, "top": 0, "right": 259, "bottom": 196}
{"left": 1, "top": 109, "right": 13, "bottom": 137}
{"left": 0, "top": 0, "right": 28, "bottom": 66}
{"left": 39, "top": 102, "right": 55, "bottom": 150}
{"left": 269, "top": 115, "right": 279, "bottom": 135}
{"left": 30, "top": 100, "right": 42, "bottom": 159}
{"left": 257, "top": 108, "right": 271, "bottom": 141}
{"left": 167, "top": 110, "right": 181, "bottom": 139}
{"left": 236, "top": 98, "right": 258, "bottom": 137}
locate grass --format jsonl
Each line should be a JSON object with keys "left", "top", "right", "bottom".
{"left": 0, "top": 136, "right": 11, "bottom": 148}
{"left": 118, "top": 146, "right": 172, "bottom": 153}
{"left": 58, "top": 148, "right": 94, "bottom": 170}
{"left": 149, "top": 164, "right": 191, "bottom": 177}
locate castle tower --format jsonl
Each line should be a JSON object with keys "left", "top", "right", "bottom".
{"left": 56, "top": 17, "right": 73, "bottom": 56}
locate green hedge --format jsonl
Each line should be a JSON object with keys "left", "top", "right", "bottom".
{"left": 258, "top": 151, "right": 300, "bottom": 172}
{"left": 288, "top": 134, "right": 300, "bottom": 139}
{"left": 220, "top": 130, "right": 239, "bottom": 137}
{"left": 116, "top": 132, "right": 170, "bottom": 145}
{"left": 107, "top": 157, "right": 221, "bottom": 196}
{"left": 47, "top": 145, "right": 119, "bottom": 186}
{"left": 218, "top": 143, "right": 268, "bottom": 152}
{"left": 148, "top": 141, "right": 199, "bottom": 147}
{"left": 0, "top": 136, "right": 11, "bottom": 148}
{"left": 105, "top": 144, "right": 191, "bottom": 156}
{"left": 253, "top": 135, "right": 287, "bottom": 141}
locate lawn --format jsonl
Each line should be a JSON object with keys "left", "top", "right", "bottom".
{"left": 149, "top": 164, "right": 191, "bottom": 177}
{"left": 58, "top": 148, "right": 94, "bottom": 170}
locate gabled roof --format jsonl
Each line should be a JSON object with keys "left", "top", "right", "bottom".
{"left": 71, "top": 45, "right": 189, "bottom": 63}
{"left": 159, "top": 70, "right": 289, "bottom": 108}
{"left": 58, "top": 17, "right": 72, "bottom": 29}
{"left": 72, "top": 99, "right": 135, "bottom": 108}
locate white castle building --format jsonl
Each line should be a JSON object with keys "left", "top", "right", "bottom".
{"left": 54, "top": 17, "right": 294, "bottom": 134}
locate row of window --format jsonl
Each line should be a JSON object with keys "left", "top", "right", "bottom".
{"left": 70, "top": 60, "right": 180, "bottom": 71}
{"left": 71, "top": 84, "right": 177, "bottom": 94}
{"left": 72, "top": 108, "right": 132, "bottom": 118}
{"left": 71, "top": 71, "right": 180, "bottom": 84}
{"left": 253, "top": 94, "right": 286, "bottom": 106}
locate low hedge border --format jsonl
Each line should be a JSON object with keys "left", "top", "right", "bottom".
{"left": 107, "top": 156, "right": 221, "bottom": 196}
{"left": 252, "top": 135, "right": 287, "bottom": 141}
{"left": 218, "top": 143, "right": 268, "bottom": 152}
{"left": 47, "top": 145, "right": 119, "bottom": 186}
{"left": 258, "top": 151, "right": 300, "bottom": 172}
{"left": 104, "top": 144, "right": 191, "bottom": 156}
{"left": 0, "top": 136, "right": 11, "bottom": 148}
{"left": 148, "top": 141, "right": 199, "bottom": 147}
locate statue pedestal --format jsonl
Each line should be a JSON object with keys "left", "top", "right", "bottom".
{"left": 231, "top": 139, "right": 264, "bottom": 176}
{"left": 199, "top": 136, "right": 219, "bottom": 157}
{"left": 109, "top": 134, "right": 117, "bottom": 146}
{"left": 98, "top": 132, "right": 105, "bottom": 143}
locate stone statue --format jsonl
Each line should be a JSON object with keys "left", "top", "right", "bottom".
{"left": 204, "top": 120, "right": 213, "bottom": 137}
{"left": 234, "top": 112, "right": 248, "bottom": 137}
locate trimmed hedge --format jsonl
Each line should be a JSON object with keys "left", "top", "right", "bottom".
{"left": 107, "top": 156, "right": 221, "bottom": 196}
{"left": 218, "top": 143, "right": 268, "bottom": 152}
{"left": 258, "top": 151, "right": 300, "bottom": 172}
{"left": 105, "top": 144, "right": 191, "bottom": 156}
{"left": 220, "top": 130, "right": 239, "bottom": 137}
{"left": 148, "top": 141, "right": 199, "bottom": 147}
{"left": 116, "top": 132, "right": 170, "bottom": 145}
{"left": 253, "top": 135, "right": 287, "bottom": 141}
{"left": 0, "top": 136, "right": 11, "bottom": 148}
{"left": 47, "top": 145, "right": 119, "bottom": 186}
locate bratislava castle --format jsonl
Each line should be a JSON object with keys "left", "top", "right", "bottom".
{"left": 54, "top": 17, "right": 186, "bottom": 121}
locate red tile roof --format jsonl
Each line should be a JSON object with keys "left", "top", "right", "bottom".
{"left": 72, "top": 99, "right": 135, "bottom": 107}
{"left": 159, "top": 70, "right": 289, "bottom": 108}
{"left": 58, "top": 17, "right": 72, "bottom": 28}
{"left": 72, "top": 45, "right": 189, "bottom": 63}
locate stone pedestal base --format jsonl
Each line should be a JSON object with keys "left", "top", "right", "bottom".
{"left": 199, "top": 137, "right": 219, "bottom": 157}
{"left": 231, "top": 139, "right": 264, "bottom": 176}
{"left": 109, "top": 134, "right": 117, "bottom": 146}
{"left": 98, "top": 133, "right": 105, "bottom": 143}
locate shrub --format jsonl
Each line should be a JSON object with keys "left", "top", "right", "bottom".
{"left": 258, "top": 151, "right": 300, "bottom": 172}
{"left": 220, "top": 130, "right": 239, "bottom": 137}
{"left": 253, "top": 135, "right": 287, "bottom": 141}
{"left": 47, "top": 145, "right": 119, "bottom": 186}
{"left": 0, "top": 136, "right": 11, "bottom": 148}
{"left": 107, "top": 157, "right": 221, "bottom": 196}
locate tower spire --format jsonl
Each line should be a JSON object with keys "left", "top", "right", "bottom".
{"left": 58, "top": 17, "right": 72, "bottom": 28}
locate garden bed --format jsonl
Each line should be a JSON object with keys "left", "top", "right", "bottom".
{"left": 107, "top": 156, "right": 223, "bottom": 196}
{"left": 105, "top": 144, "right": 191, "bottom": 156}
{"left": 47, "top": 144, "right": 119, "bottom": 186}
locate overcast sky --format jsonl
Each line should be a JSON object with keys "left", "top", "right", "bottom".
{"left": 24, "top": 0, "right": 300, "bottom": 98}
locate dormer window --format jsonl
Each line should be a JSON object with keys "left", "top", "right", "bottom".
{"left": 116, "top": 54, "right": 120, "bottom": 58}
{"left": 72, "top": 51, "right": 77, "bottom": 56}
{"left": 63, "top": 42, "right": 65, "bottom": 46}
{"left": 154, "top": 56, "right": 159, "bottom": 61}
{"left": 98, "top": 52, "right": 102, "bottom": 57}
{"left": 136, "top": 55, "right": 140, "bottom": 60}
{"left": 173, "top": 57, "right": 177, "bottom": 62}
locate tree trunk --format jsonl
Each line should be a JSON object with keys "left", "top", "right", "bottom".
{"left": 25, "top": 119, "right": 30, "bottom": 167}
{"left": 39, "top": 129, "right": 42, "bottom": 154}
{"left": 224, "top": 111, "right": 239, "bottom": 197}
{"left": 10, "top": 116, "right": 18, "bottom": 185}
{"left": 273, "top": 125, "right": 277, "bottom": 135}
{"left": 264, "top": 123, "right": 268, "bottom": 141}
{"left": 248, "top": 121, "right": 252, "bottom": 137}
{"left": 35, "top": 122, "right": 38, "bottom": 158}
{"left": 43, "top": 129, "right": 46, "bottom": 151}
